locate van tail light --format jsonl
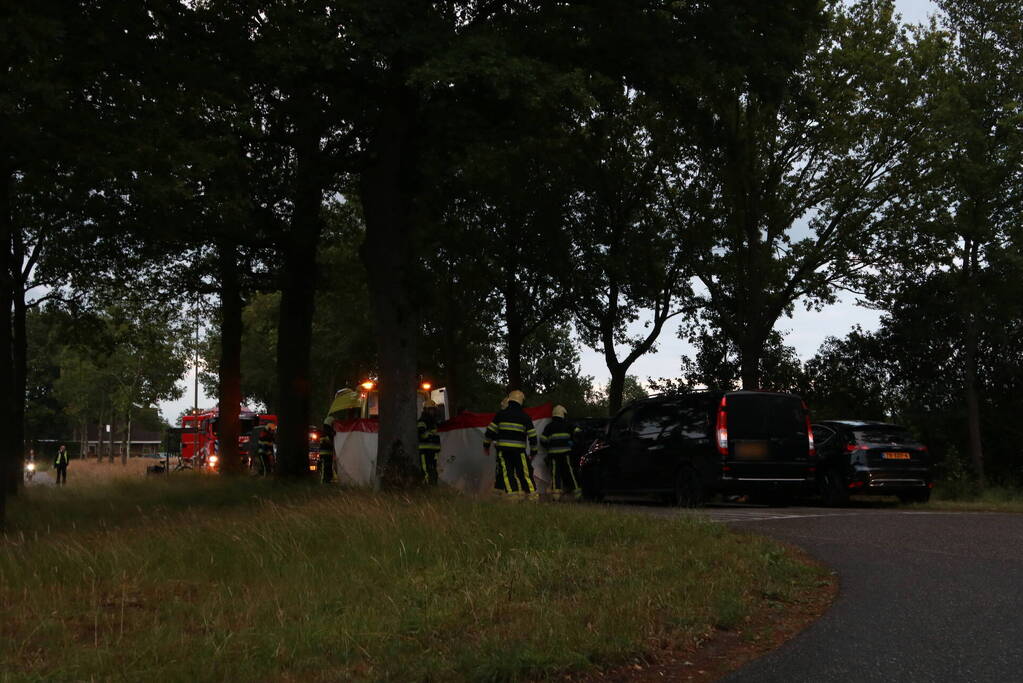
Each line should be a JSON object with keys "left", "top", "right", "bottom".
{"left": 845, "top": 444, "right": 868, "bottom": 452}
{"left": 802, "top": 402, "right": 816, "bottom": 458}
{"left": 716, "top": 396, "right": 728, "bottom": 456}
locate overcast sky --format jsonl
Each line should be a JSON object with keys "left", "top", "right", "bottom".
{"left": 158, "top": 0, "right": 939, "bottom": 422}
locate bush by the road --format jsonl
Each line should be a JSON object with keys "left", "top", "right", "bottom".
{"left": 1, "top": 480, "right": 824, "bottom": 681}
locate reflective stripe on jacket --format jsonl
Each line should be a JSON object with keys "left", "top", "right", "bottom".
{"left": 318, "top": 435, "right": 333, "bottom": 460}
{"left": 415, "top": 413, "right": 439, "bottom": 449}
{"left": 541, "top": 417, "right": 577, "bottom": 454}
{"left": 484, "top": 401, "right": 537, "bottom": 450}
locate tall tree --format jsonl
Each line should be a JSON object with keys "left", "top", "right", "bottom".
{"left": 666, "top": 0, "right": 920, "bottom": 389}
{"left": 889, "top": 0, "right": 1023, "bottom": 485}
{"left": 568, "top": 89, "right": 690, "bottom": 414}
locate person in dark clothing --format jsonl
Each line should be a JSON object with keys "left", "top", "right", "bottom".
{"left": 318, "top": 420, "right": 335, "bottom": 484}
{"left": 53, "top": 444, "right": 69, "bottom": 485}
{"left": 256, "top": 422, "right": 276, "bottom": 475}
{"left": 541, "top": 405, "right": 581, "bottom": 500}
{"left": 417, "top": 400, "right": 442, "bottom": 485}
{"left": 484, "top": 390, "right": 538, "bottom": 499}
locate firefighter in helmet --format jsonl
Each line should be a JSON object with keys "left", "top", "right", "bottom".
{"left": 417, "top": 399, "right": 442, "bottom": 485}
{"left": 541, "top": 405, "right": 581, "bottom": 500}
{"left": 318, "top": 419, "right": 335, "bottom": 484}
{"left": 484, "top": 390, "right": 538, "bottom": 499}
{"left": 256, "top": 421, "right": 276, "bottom": 475}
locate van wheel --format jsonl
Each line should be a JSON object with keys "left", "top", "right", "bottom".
{"left": 580, "top": 466, "right": 604, "bottom": 503}
{"left": 898, "top": 490, "right": 931, "bottom": 504}
{"left": 821, "top": 470, "right": 849, "bottom": 507}
{"left": 672, "top": 466, "right": 703, "bottom": 508}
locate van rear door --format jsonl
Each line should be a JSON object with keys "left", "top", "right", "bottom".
{"left": 725, "top": 392, "right": 812, "bottom": 483}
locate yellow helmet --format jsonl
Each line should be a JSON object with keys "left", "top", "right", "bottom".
{"left": 507, "top": 390, "right": 525, "bottom": 405}
{"left": 553, "top": 405, "right": 567, "bottom": 418}
{"left": 424, "top": 399, "right": 437, "bottom": 408}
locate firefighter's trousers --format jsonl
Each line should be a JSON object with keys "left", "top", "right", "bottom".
{"left": 320, "top": 455, "right": 334, "bottom": 484}
{"left": 419, "top": 449, "right": 439, "bottom": 485}
{"left": 547, "top": 452, "right": 579, "bottom": 495}
{"left": 494, "top": 447, "right": 536, "bottom": 497}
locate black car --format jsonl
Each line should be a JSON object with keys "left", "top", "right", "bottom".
{"left": 812, "top": 420, "right": 932, "bottom": 505}
{"left": 579, "top": 390, "right": 818, "bottom": 506}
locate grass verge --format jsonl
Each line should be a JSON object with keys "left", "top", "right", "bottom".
{"left": 2, "top": 479, "right": 827, "bottom": 682}
{"left": 911, "top": 484, "right": 1023, "bottom": 513}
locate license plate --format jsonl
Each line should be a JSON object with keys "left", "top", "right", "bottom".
{"left": 309, "top": 464, "right": 318, "bottom": 471}
{"left": 735, "top": 442, "right": 768, "bottom": 459}
{"left": 883, "top": 452, "right": 910, "bottom": 460}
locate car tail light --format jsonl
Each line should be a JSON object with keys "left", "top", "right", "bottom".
{"left": 848, "top": 480, "right": 865, "bottom": 489}
{"left": 802, "top": 402, "right": 816, "bottom": 458}
{"left": 716, "top": 396, "right": 728, "bottom": 456}
{"left": 845, "top": 444, "right": 868, "bottom": 452}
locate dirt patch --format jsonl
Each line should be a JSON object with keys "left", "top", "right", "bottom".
{"left": 565, "top": 542, "right": 838, "bottom": 682}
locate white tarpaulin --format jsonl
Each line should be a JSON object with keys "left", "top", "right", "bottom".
{"left": 330, "top": 404, "right": 554, "bottom": 493}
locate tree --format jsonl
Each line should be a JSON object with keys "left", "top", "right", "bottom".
{"left": 568, "top": 89, "right": 690, "bottom": 414}
{"left": 666, "top": 0, "right": 922, "bottom": 389}
{"left": 883, "top": 0, "right": 1023, "bottom": 485}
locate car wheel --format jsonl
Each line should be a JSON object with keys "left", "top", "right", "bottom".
{"left": 821, "top": 469, "right": 849, "bottom": 507}
{"left": 898, "top": 490, "right": 931, "bottom": 504}
{"left": 580, "top": 466, "right": 604, "bottom": 503}
{"left": 672, "top": 466, "right": 703, "bottom": 508}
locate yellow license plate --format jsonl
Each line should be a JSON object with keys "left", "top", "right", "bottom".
{"left": 309, "top": 464, "right": 318, "bottom": 471}
{"left": 883, "top": 452, "right": 910, "bottom": 460}
{"left": 735, "top": 442, "right": 768, "bottom": 459}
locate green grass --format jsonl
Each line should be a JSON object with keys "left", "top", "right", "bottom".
{"left": 915, "top": 484, "right": 1023, "bottom": 513}
{"left": 2, "top": 479, "right": 825, "bottom": 682}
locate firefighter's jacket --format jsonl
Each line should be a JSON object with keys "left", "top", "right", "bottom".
{"left": 54, "top": 448, "right": 69, "bottom": 467}
{"left": 318, "top": 434, "right": 333, "bottom": 461}
{"left": 540, "top": 417, "right": 579, "bottom": 455}
{"left": 417, "top": 413, "right": 441, "bottom": 451}
{"left": 484, "top": 401, "right": 538, "bottom": 452}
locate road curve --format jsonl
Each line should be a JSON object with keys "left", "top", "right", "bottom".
{"left": 636, "top": 504, "right": 1023, "bottom": 682}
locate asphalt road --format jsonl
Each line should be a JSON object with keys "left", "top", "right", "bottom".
{"left": 633, "top": 502, "right": 1023, "bottom": 682}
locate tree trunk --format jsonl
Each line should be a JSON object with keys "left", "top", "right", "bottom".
{"left": 360, "top": 100, "right": 421, "bottom": 489}
{"left": 606, "top": 366, "right": 627, "bottom": 415}
{"left": 217, "top": 241, "right": 244, "bottom": 474}
{"left": 123, "top": 408, "right": 131, "bottom": 465}
{"left": 0, "top": 169, "right": 12, "bottom": 527}
{"left": 274, "top": 134, "right": 322, "bottom": 478}
{"left": 963, "top": 311, "right": 985, "bottom": 485}
{"left": 108, "top": 414, "right": 116, "bottom": 464}
{"left": 8, "top": 258, "right": 26, "bottom": 495}
{"left": 738, "top": 335, "right": 762, "bottom": 390}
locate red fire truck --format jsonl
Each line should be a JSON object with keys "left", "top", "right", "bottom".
{"left": 180, "top": 406, "right": 276, "bottom": 470}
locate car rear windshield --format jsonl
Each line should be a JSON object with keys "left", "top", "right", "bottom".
{"left": 727, "top": 394, "right": 805, "bottom": 440}
{"left": 852, "top": 427, "right": 916, "bottom": 445}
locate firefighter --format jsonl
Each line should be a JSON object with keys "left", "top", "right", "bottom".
{"left": 541, "top": 405, "right": 581, "bottom": 500}
{"left": 53, "top": 444, "right": 69, "bottom": 486}
{"left": 256, "top": 422, "right": 276, "bottom": 475}
{"left": 484, "top": 390, "right": 538, "bottom": 499}
{"left": 417, "top": 399, "right": 441, "bottom": 485}
{"left": 318, "top": 420, "right": 335, "bottom": 484}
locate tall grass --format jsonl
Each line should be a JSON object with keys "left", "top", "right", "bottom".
{"left": 2, "top": 480, "right": 824, "bottom": 682}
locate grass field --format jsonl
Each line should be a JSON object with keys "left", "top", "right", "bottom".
{"left": 2, "top": 476, "right": 827, "bottom": 682}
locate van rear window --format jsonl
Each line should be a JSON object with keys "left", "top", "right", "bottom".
{"left": 727, "top": 394, "right": 805, "bottom": 440}
{"left": 852, "top": 427, "right": 915, "bottom": 445}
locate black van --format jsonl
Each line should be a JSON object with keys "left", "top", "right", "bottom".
{"left": 578, "top": 391, "right": 817, "bottom": 505}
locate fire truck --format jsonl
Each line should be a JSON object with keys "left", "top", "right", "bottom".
{"left": 180, "top": 406, "right": 276, "bottom": 470}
